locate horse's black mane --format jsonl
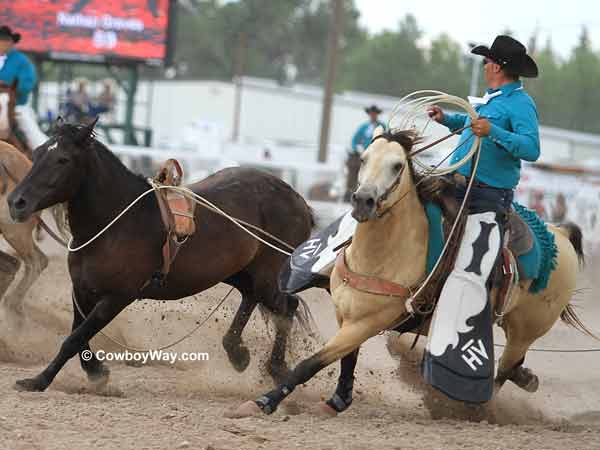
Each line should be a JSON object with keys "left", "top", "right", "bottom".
{"left": 373, "top": 128, "right": 422, "bottom": 152}
{"left": 372, "top": 128, "right": 454, "bottom": 207}
{"left": 54, "top": 122, "right": 98, "bottom": 142}
{"left": 55, "top": 123, "right": 149, "bottom": 186}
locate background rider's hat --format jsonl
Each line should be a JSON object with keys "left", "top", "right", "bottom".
{"left": 364, "top": 104, "right": 382, "bottom": 114}
{"left": 0, "top": 26, "right": 21, "bottom": 43}
{"left": 471, "top": 35, "right": 538, "bottom": 78}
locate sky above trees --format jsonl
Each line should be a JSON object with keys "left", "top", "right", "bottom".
{"left": 171, "top": 0, "right": 599, "bottom": 133}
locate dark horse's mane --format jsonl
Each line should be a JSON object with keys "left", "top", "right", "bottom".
{"left": 56, "top": 123, "right": 150, "bottom": 187}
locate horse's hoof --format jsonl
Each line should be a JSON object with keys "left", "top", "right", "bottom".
{"left": 15, "top": 377, "right": 47, "bottom": 392}
{"left": 87, "top": 365, "right": 110, "bottom": 385}
{"left": 512, "top": 367, "right": 539, "bottom": 393}
{"left": 311, "top": 402, "right": 338, "bottom": 419}
{"left": 521, "top": 374, "right": 539, "bottom": 392}
{"left": 223, "top": 339, "right": 251, "bottom": 373}
{"left": 224, "top": 400, "right": 262, "bottom": 419}
{"left": 231, "top": 345, "right": 251, "bottom": 372}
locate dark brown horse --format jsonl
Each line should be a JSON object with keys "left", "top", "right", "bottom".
{"left": 7, "top": 120, "right": 314, "bottom": 392}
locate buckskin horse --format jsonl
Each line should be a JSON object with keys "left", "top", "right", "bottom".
{"left": 7, "top": 120, "right": 314, "bottom": 392}
{"left": 0, "top": 140, "right": 52, "bottom": 313}
{"left": 228, "top": 126, "right": 591, "bottom": 419}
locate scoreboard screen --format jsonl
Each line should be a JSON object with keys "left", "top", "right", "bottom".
{"left": 0, "top": 0, "right": 173, "bottom": 64}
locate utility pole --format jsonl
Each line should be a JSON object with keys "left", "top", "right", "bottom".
{"left": 317, "top": 0, "right": 344, "bottom": 163}
{"left": 467, "top": 42, "right": 481, "bottom": 97}
{"left": 231, "top": 32, "right": 247, "bottom": 142}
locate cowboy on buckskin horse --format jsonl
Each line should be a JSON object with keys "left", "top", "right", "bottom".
{"left": 0, "top": 25, "right": 47, "bottom": 152}
{"left": 423, "top": 35, "right": 541, "bottom": 400}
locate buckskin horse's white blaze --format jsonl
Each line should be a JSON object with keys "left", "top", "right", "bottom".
{"left": 229, "top": 128, "right": 587, "bottom": 419}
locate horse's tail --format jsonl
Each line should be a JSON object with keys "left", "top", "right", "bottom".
{"left": 557, "top": 222, "right": 599, "bottom": 339}
{"left": 291, "top": 293, "right": 319, "bottom": 338}
{"left": 560, "top": 222, "right": 584, "bottom": 266}
{"left": 560, "top": 305, "right": 600, "bottom": 341}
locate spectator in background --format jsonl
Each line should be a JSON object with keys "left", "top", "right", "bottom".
{"left": 346, "top": 105, "right": 386, "bottom": 201}
{"left": 350, "top": 105, "right": 385, "bottom": 153}
{"left": 65, "top": 77, "right": 91, "bottom": 123}
{"left": 529, "top": 189, "right": 547, "bottom": 220}
{"left": 551, "top": 192, "right": 567, "bottom": 223}
{"left": 89, "top": 78, "right": 116, "bottom": 118}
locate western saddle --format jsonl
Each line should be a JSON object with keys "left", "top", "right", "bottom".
{"left": 148, "top": 158, "right": 197, "bottom": 288}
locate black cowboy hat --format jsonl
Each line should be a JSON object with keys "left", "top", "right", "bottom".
{"left": 364, "top": 105, "right": 382, "bottom": 114}
{"left": 471, "top": 35, "right": 538, "bottom": 78}
{"left": 0, "top": 26, "right": 21, "bottom": 43}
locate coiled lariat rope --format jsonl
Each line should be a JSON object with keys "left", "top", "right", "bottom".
{"left": 390, "top": 90, "right": 481, "bottom": 175}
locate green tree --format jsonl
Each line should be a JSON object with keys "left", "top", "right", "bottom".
{"left": 426, "top": 33, "right": 469, "bottom": 97}
{"left": 340, "top": 14, "right": 428, "bottom": 96}
{"left": 170, "top": 0, "right": 365, "bottom": 83}
{"left": 560, "top": 27, "right": 600, "bottom": 132}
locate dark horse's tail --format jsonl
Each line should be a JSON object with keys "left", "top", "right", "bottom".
{"left": 561, "top": 222, "right": 584, "bottom": 265}
{"left": 558, "top": 222, "right": 599, "bottom": 340}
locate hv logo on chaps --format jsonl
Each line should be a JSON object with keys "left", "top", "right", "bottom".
{"left": 460, "top": 338, "right": 489, "bottom": 371}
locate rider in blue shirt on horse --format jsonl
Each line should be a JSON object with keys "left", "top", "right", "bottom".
{"left": 351, "top": 105, "right": 386, "bottom": 153}
{"left": 0, "top": 26, "right": 47, "bottom": 149}
{"left": 424, "top": 35, "right": 540, "bottom": 401}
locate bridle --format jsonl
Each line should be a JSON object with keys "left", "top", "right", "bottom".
{"left": 361, "top": 124, "right": 472, "bottom": 218}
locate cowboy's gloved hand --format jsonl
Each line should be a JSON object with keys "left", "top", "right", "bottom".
{"left": 471, "top": 118, "right": 491, "bottom": 137}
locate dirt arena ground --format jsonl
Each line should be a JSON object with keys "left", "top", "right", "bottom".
{"left": 1, "top": 238, "right": 600, "bottom": 450}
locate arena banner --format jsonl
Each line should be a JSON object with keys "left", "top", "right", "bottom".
{"left": 0, "top": 0, "right": 173, "bottom": 64}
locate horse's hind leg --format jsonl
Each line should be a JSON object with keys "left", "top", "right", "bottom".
{"left": 261, "top": 291, "right": 303, "bottom": 384}
{"left": 1, "top": 221, "right": 48, "bottom": 313}
{"left": 495, "top": 319, "right": 538, "bottom": 394}
{"left": 222, "top": 291, "right": 257, "bottom": 373}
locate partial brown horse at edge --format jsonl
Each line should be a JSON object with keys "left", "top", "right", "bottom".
{"left": 0, "top": 140, "right": 49, "bottom": 313}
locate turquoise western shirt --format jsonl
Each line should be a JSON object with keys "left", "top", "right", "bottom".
{"left": 351, "top": 120, "right": 386, "bottom": 152}
{"left": 0, "top": 48, "right": 37, "bottom": 105}
{"left": 442, "top": 81, "right": 540, "bottom": 189}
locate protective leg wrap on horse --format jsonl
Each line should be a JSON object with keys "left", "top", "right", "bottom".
{"left": 423, "top": 212, "right": 500, "bottom": 403}
{"left": 326, "top": 376, "right": 354, "bottom": 413}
